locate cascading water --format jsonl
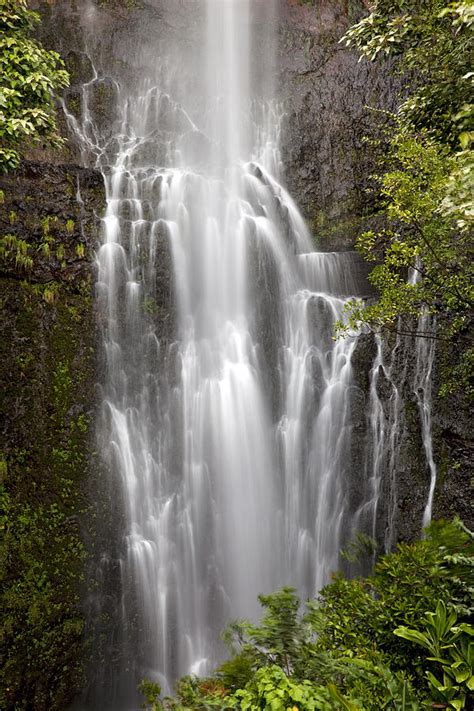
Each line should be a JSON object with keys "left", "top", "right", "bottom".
{"left": 414, "top": 316, "right": 437, "bottom": 529}
{"left": 355, "top": 310, "right": 438, "bottom": 552}
{"left": 409, "top": 266, "right": 437, "bottom": 528}
{"left": 65, "top": 1, "right": 382, "bottom": 707}
{"left": 355, "top": 333, "right": 406, "bottom": 552}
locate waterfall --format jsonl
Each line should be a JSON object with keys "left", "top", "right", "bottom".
{"left": 355, "top": 312, "right": 437, "bottom": 551}
{"left": 409, "top": 262, "right": 437, "bottom": 527}
{"left": 64, "top": 1, "right": 379, "bottom": 706}
{"left": 355, "top": 333, "right": 406, "bottom": 552}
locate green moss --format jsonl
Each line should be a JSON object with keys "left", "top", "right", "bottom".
{"left": 64, "top": 175, "right": 75, "bottom": 199}
{"left": 0, "top": 234, "right": 34, "bottom": 271}
{"left": 52, "top": 361, "right": 73, "bottom": 417}
{"left": 142, "top": 296, "right": 158, "bottom": 316}
{"left": 310, "top": 208, "right": 373, "bottom": 250}
{"left": 0, "top": 275, "right": 96, "bottom": 710}
{"left": 14, "top": 352, "right": 35, "bottom": 371}
{"left": 66, "top": 94, "right": 81, "bottom": 118}
{"left": 41, "top": 214, "right": 57, "bottom": 237}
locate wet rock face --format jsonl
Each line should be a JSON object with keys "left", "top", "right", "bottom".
{"left": 432, "top": 333, "right": 474, "bottom": 529}
{"left": 278, "top": 0, "right": 399, "bottom": 251}
{"left": 28, "top": 0, "right": 398, "bottom": 256}
{"left": 23, "top": 1, "right": 472, "bottom": 550}
{"left": 0, "top": 162, "right": 103, "bottom": 285}
{"left": 0, "top": 163, "right": 104, "bottom": 710}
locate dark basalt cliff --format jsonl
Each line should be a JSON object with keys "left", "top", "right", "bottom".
{"left": 279, "top": 0, "right": 398, "bottom": 250}
{"left": 432, "top": 333, "right": 473, "bottom": 527}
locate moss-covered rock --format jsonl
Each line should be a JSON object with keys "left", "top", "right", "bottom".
{"left": 0, "top": 163, "right": 104, "bottom": 710}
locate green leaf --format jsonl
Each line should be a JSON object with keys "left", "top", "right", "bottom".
{"left": 394, "top": 626, "right": 431, "bottom": 649}
{"left": 327, "top": 684, "right": 360, "bottom": 710}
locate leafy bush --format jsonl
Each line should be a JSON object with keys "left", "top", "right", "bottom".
{"left": 141, "top": 519, "right": 473, "bottom": 710}
{"left": 341, "top": 1, "right": 473, "bottom": 146}
{"left": 395, "top": 601, "right": 473, "bottom": 710}
{"left": 338, "top": 0, "right": 474, "bottom": 394}
{"left": 0, "top": 0, "right": 69, "bottom": 172}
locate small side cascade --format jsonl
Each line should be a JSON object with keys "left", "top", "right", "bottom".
{"left": 297, "top": 251, "right": 374, "bottom": 298}
{"left": 411, "top": 289, "right": 438, "bottom": 530}
{"left": 355, "top": 333, "right": 407, "bottom": 552}
{"left": 409, "top": 265, "right": 438, "bottom": 528}
{"left": 356, "top": 310, "right": 438, "bottom": 548}
{"left": 415, "top": 318, "right": 437, "bottom": 528}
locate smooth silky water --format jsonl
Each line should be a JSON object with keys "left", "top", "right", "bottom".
{"left": 63, "top": 1, "right": 411, "bottom": 707}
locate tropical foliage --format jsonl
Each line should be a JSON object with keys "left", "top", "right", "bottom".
{"left": 395, "top": 601, "right": 474, "bottom": 710}
{"left": 0, "top": 0, "right": 69, "bottom": 172}
{"left": 140, "top": 519, "right": 473, "bottom": 710}
{"left": 337, "top": 0, "right": 473, "bottom": 392}
{"left": 342, "top": 0, "right": 473, "bottom": 145}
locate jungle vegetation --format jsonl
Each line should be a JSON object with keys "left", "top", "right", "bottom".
{"left": 337, "top": 0, "right": 474, "bottom": 396}
{"left": 0, "top": 2, "right": 472, "bottom": 710}
{"left": 140, "top": 519, "right": 474, "bottom": 710}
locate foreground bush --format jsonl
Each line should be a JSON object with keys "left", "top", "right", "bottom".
{"left": 141, "top": 519, "right": 473, "bottom": 710}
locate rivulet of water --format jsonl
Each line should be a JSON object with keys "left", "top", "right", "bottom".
{"left": 354, "top": 332, "right": 406, "bottom": 552}
{"left": 409, "top": 267, "right": 437, "bottom": 529}
{"left": 354, "top": 303, "right": 437, "bottom": 553}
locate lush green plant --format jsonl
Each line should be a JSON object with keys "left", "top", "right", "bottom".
{"left": 139, "top": 679, "right": 165, "bottom": 710}
{"left": 336, "top": 134, "right": 473, "bottom": 339}
{"left": 222, "top": 587, "right": 307, "bottom": 676}
{"left": 0, "top": 233, "right": 33, "bottom": 271}
{"left": 313, "top": 521, "right": 473, "bottom": 676}
{"left": 394, "top": 601, "right": 474, "bottom": 710}
{"left": 139, "top": 676, "right": 230, "bottom": 710}
{"left": 0, "top": 0, "right": 69, "bottom": 172}
{"left": 341, "top": 1, "right": 473, "bottom": 146}
{"left": 226, "top": 664, "right": 333, "bottom": 710}
{"left": 339, "top": 0, "right": 473, "bottom": 394}
{"left": 1, "top": 211, "right": 85, "bottom": 290}
{"left": 141, "top": 520, "right": 473, "bottom": 711}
